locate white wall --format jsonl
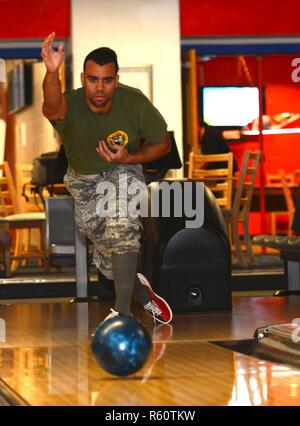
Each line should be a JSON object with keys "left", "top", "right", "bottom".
{"left": 14, "top": 61, "right": 58, "bottom": 164}
{"left": 71, "top": 0, "right": 183, "bottom": 170}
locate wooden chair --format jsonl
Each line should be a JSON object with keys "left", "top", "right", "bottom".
{"left": 0, "top": 161, "right": 47, "bottom": 276}
{"left": 16, "top": 163, "right": 44, "bottom": 213}
{"left": 267, "top": 171, "right": 295, "bottom": 235}
{"left": 222, "top": 150, "right": 261, "bottom": 268}
{"left": 15, "top": 163, "right": 47, "bottom": 268}
{"left": 278, "top": 169, "right": 296, "bottom": 236}
{"left": 266, "top": 172, "right": 295, "bottom": 187}
{"left": 188, "top": 152, "right": 234, "bottom": 209}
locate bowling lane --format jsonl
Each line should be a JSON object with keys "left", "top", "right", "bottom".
{"left": 0, "top": 297, "right": 300, "bottom": 405}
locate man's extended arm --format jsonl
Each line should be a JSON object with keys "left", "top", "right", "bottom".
{"left": 96, "top": 133, "right": 171, "bottom": 164}
{"left": 41, "top": 32, "right": 67, "bottom": 120}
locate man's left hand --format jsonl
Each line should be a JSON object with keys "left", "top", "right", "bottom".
{"left": 96, "top": 140, "right": 129, "bottom": 164}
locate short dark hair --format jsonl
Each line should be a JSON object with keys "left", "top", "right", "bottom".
{"left": 83, "top": 47, "right": 119, "bottom": 73}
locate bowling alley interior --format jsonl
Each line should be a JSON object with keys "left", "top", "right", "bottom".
{"left": 1, "top": 0, "right": 300, "bottom": 407}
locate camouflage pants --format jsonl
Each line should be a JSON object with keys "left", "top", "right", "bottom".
{"left": 64, "top": 165, "right": 145, "bottom": 279}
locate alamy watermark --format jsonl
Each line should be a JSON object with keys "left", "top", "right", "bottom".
{"left": 95, "top": 175, "right": 204, "bottom": 229}
{"left": 291, "top": 58, "right": 300, "bottom": 83}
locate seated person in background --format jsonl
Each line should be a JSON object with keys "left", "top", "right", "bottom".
{"left": 198, "top": 122, "right": 238, "bottom": 173}
{"left": 291, "top": 192, "right": 300, "bottom": 236}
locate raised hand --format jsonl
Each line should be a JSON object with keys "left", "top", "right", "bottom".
{"left": 41, "top": 32, "right": 64, "bottom": 73}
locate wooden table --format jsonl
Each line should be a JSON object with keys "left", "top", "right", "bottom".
{"left": 251, "top": 185, "right": 299, "bottom": 212}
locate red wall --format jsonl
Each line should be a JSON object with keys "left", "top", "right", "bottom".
{"left": 229, "top": 135, "right": 300, "bottom": 177}
{"left": 0, "top": 0, "right": 70, "bottom": 38}
{"left": 200, "top": 55, "right": 300, "bottom": 176}
{"left": 2, "top": 1, "right": 300, "bottom": 40}
{"left": 199, "top": 54, "right": 300, "bottom": 234}
{"left": 180, "top": 0, "right": 300, "bottom": 36}
{"left": 200, "top": 55, "right": 299, "bottom": 87}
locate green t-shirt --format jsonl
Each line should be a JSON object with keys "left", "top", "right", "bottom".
{"left": 49, "top": 84, "right": 168, "bottom": 174}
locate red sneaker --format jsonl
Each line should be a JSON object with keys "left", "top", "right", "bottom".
{"left": 137, "top": 273, "right": 173, "bottom": 324}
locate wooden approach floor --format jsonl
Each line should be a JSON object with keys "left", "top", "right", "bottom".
{"left": 0, "top": 295, "right": 300, "bottom": 406}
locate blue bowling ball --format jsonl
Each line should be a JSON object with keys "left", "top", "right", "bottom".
{"left": 91, "top": 316, "right": 152, "bottom": 376}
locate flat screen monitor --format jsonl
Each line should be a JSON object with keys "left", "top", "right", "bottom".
{"left": 201, "top": 86, "right": 260, "bottom": 128}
